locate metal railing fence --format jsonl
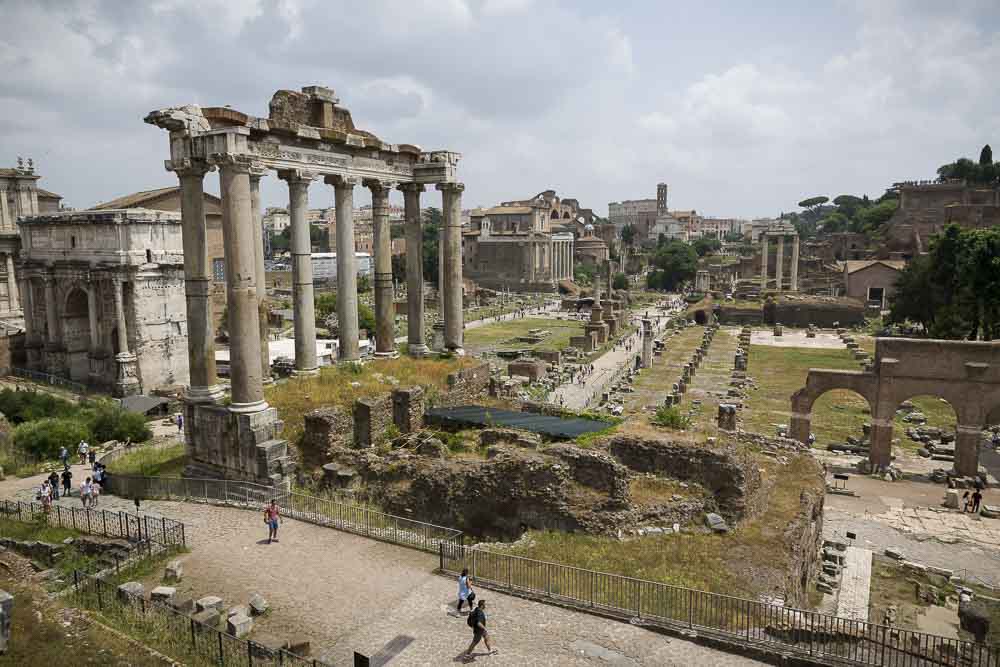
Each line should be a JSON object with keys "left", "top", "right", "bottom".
{"left": 73, "top": 570, "right": 329, "bottom": 666}
{"left": 441, "top": 543, "right": 1000, "bottom": 667}
{"left": 10, "top": 367, "right": 89, "bottom": 394}
{"left": 104, "top": 474, "right": 462, "bottom": 553}
{"left": 0, "top": 498, "right": 186, "bottom": 549}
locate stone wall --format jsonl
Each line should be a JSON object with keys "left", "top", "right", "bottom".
{"left": 717, "top": 305, "right": 764, "bottom": 325}
{"left": 782, "top": 487, "right": 825, "bottom": 607}
{"left": 353, "top": 394, "right": 393, "bottom": 448}
{"left": 763, "top": 297, "right": 865, "bottom": 327}
{"left": 438, "top": 362, "right": 491, "bottom": 406}
{"left": 607, "top": 435, "right": 763, "bottom": 521}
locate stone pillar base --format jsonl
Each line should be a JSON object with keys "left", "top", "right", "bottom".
{"left": 954, "top": 426, "right": 982, "bottom": 478}
{"left": 431, "top": 322, "right": 445, "bottom": 352}
{"left": 183, "top": 402, "right": 293, "bottom": 487}
{"left": 407, "top": 343, "right": 430, "bottom": 357}
{"left": 374, "top": 350, "right": 400, "bottom": 360}
{"left": 585, "top": 322, "right": 608, "bottom": 345}
{"left": 113, "top": 352, "right": 141, "bottom": 397}
{"left": 186, "top": 384, "right": 226, "bottom": 404}
{"left": 291, "top": 368, "right": 320, "bottom": 378}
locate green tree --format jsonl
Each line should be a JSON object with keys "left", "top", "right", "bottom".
{"left": 691, "top": 237, "right": 721, "bottom": 256}
{"left": 980, "top": 144, "right": 993, "bottom": 166}
{"left": 612, "top": 272, "right": 628, "bottom": 290}
{"left": 646, "top": 240, "right": 697, "bottom": 291}
{"left": 620, "top": 224, "right": 637, "bottom": 247}
{"left": 13, "top": 417, "right": 91, "bottom": 459}
{"left": 574, "top": 262, "right": 597, "bottom": 285}
{"left": 852, "top": 199, "right": 898, "bottom": 233}
{"left": 83, "top": 400, "right": 152, "bottom": 443}
{"left": 422, "top": 207, "right": 442, "bottom": 286}
{"left": 314, "top": 292, "right": 376, "bottom": 333}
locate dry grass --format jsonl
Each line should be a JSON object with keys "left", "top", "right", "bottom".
{"left": 628, "top": 476, "right": 699, "bottom": 506}
{"left": 463, "top": 317, "right": 584, "bottom": 353}
{"left": 106, "top": 443, "right": 187, "bottom": 477}
{"left": 508, "top": 451, "right": 823, "bottom": 601}
{"left": 266, "top": 356, "right": 473, "bottom": 445}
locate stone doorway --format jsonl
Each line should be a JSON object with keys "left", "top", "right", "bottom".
{"left": 63, "top": 287, "right": 91, "bottom": 383}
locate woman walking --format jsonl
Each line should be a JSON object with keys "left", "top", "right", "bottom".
{"left": 457, "top": 568, "right": 475, "bottom": 613}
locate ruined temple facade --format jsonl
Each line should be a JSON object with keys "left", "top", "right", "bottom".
{"left": 464, "top": 190, "right": 588, "bottom": 291}
{"left": 146, "top": 85, "right": 461, "bottom": 485}
{"left": 879, "top": 179, "right": 1000, "bottom": 259}
{"left": 18, "top": 209, "right": 189, "bottom": 395}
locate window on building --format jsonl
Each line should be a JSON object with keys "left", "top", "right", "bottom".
{"left": 212, "top": 258, "right": 225, "bottom": 282}
{"left": 867, "top": 287, "right": 885, "bottom": 306}
{"left": 70, "top": 235, "right": 76, "bottom": 248}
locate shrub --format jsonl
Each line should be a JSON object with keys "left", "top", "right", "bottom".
{"left": 0, "top": 389, "right": 74, "bottom": 424}
{"left": 13, "top": 417, "right": 91, "bottom": 459}
{"left": 652, "top": 406, "right": 690, "bottom": 430}
{"left": 84, "top": 401, "right": 152, "bottom": 444}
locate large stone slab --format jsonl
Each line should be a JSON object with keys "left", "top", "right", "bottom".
{"left": 227, "top": 613, "right": 253, "bottom": 638}
{"left": 196, "top": 595, "right": 224, "bottom": 613}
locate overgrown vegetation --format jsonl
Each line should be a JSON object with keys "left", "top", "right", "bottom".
{"left": 0, "top": 390, "right": 152, "bottom": 461}
{"left": 106, "top": 443, "right": 187, "bottom": 477}
{"left": 266, "top": 355, "right": 472, "bottom": 452}
{"left": 889, "top": 224, "right": 1000, "bottom": 340}
{"left": 651, "top": 406, "right": 690, "bottom": 430}
{"left": 646, "top": 239, "right": 697, "bottom": 291}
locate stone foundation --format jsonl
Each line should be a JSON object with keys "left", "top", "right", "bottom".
{"left": 184, "top": 402, "right": 293, "bottom": 486}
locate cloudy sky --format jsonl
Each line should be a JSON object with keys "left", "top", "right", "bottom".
{"left": 2, "top": 0, "right": 998, "bottom": 218}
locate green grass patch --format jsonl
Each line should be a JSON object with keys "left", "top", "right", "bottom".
{"left": 0, "top": 517, "right": 82, "bottom": 544}
{"left": 463, "top": 317, "right": 584, "bottom": 353}
{"left": 107, "top": 443, "right": 187, "bottom": 477}
{"left": 651, "top": 406, "right": 690, "bottom": 430}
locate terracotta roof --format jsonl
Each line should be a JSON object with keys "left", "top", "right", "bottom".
{"left": 843, "top": 260, "right": 905, "bottom": 274}
{"left": 478, "top": 206, "right": 534, "bottom": 215}
{"left": 91, "top": 186, "right": 180, "bottom": 210}
{"left": 36, "top": 188, "right": 62, "bottom": 199}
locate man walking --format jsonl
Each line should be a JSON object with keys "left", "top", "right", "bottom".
{"left": 59, "top": 445, "right": 69, "bottom": 469}
{"left": 78, "top": 440, "right": 89, "bottom": 466}
{"left": 264, "top": 499, "right": 281, "bottom": 543}
{"left": 61, "top": 467, "right": 73, "bottom": 499}
{"left": 462, "top": 599, "right": 497, "bottom": 660}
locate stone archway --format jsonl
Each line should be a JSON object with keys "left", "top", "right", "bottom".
{"left": 62, "top": 287, "right": 91, "bottom": 382}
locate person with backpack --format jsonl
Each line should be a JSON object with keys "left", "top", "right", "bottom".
{"left": 463, "top": 599, "right": 497, "bottom": 659}
{"left": 457, "top": 568, "right": 475, "bottom": 613}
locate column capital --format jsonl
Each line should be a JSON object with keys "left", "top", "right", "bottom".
{"left": 397, "top": 182, "right": 425, "bottom": 194}
{"left": 248, "top": 162, "right": 269, "bottom": 180}
{"left": 363, "top": 179, "right": 398, "bottom": 198}
{"left": 166, "top": 158, "right": 214, "bottom": 179}
{"left": 324, "top": 174, "right": 359, "bottom": 188}
{"left": 436, "top": 182, "right": 465, "bottom": 194}
{"left": 209, "top": 153, "right": 254, "bottom": 173}
{"left": 277, "top": 169, "right": 317, "bottom": 185}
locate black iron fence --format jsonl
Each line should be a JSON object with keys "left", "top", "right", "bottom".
{"left": 105, "top": 474, "right": 462, "bottom": 553}
{"left": 73, "top": 570, "right": 329, "bottom": 666}
{"left": 441, "top": 543, "right": 1000, "bottom": 667}
{"left": 0, "top": 499, "right": 186, "bottom": 549}
{"left": 10, "top": 367, "right": 88, "bottom": 394}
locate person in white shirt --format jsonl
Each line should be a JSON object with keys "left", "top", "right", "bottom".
{"left": 78, "top": 440, "right": 89, "bottom": 465}
{"left": 79, "top": 478, "right": 92, "bottom": 508}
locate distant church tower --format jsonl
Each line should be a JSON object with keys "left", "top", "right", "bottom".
{"left": 656, "top": 183, "right": 668, "bottom": 215}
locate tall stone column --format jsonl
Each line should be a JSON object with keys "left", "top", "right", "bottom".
{"left": 366, "top": 179, "right": 397, "bottom": 357}
{"left": 173, "top": 160, "right": 223, "bottom": 403}
{"left": 218, "top": 157, "right": 267, "bottom": 413}
{"left": 869, "top": 418, "right": 894, "bottom": 470}
{"left": 21, "top": 278, "right": 42, "bottom": 369}
{"left": 326, "top": 175, "right": 360, "bottom": 361}
{"left": 4, "top": 254, "right": 18, "bottom": 312}
{"left": 399, "top": 183, "right": 427, "bottom": 355}
{"left": 0, "top": 188, "right": 9, "bottom": 231}
{"left": 249, "top": 166, "right": 272, "bottom": 383}
{"left": 437, "top": 182, "right": 465, "bottom": 354}
{"left": 954, "top": 425, "right": 982, "bottom": 477}
{"left": 112, "top": 277, "right": 140, "bottom": 396}
{"left": 775, "top": 235, "right": 784, "bottom": 291}
{"left": 281, "top": 171, "right": 318, "bottom": 375}
{"left": 760, "top": 234, "right": 769, "bottom": 290}
{"left": 790, "top": 235, "right": 800, "bottom": 291}
{"left": 86, "top": 285, "right": 100, "bottom": 354}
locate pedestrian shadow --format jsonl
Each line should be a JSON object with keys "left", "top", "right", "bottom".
{"left": 255, "top": 538, "right": 273, "bottom": 545}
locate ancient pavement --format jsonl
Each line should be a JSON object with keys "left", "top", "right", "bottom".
{"left": 2, "top": 467, "right": 765, "bottom": 666}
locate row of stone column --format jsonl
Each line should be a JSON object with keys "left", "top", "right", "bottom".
{"left": 759, "top": 234, "right": 799, "bottom": 291}
{"left": 173, "top": 156, "right": 465, "bottom": 414}
{"left": 0, "top": 185, "right": 38, "bottom": 232}
{"left": 552, "top": 239, "right": 573, "bottom": 281}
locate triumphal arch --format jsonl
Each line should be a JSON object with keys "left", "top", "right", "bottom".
{"left": 146, "top": 86, "right": 463, "bottom": 485}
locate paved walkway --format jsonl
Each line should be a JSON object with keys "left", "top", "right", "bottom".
{"left": 835, "top": 546, "right": 872, "bottom": 622}
{"left": 2, "top": 469, "right": 765, "bottom": 666}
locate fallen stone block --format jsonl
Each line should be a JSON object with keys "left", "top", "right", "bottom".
{"left": 196, "top": 596, "right": 224, "bottom": 613}
{"left": 884, "top": 547, "right": 905, "bottom": 560}
{"left": 150, "top": 586, "right": 176, "bottom": 604}
{"left": 704, "top": 513, "right": 729, "bottom": 533}
{"left": 248, "top": 593, "right": 269, "bottom": 616}
{"left": 943, "top": 489, "right": 960, "bottom": 509}
{"left": 164, "top": 560, "right": 183, "bottom": 582}
{"left": 227, "top": 613, "right": 253, "bottom": 638}
{"left": 117, "top": 581, "right": 144, "bottom": 603}
{"left": 981, "top": 504, "right": 999, "bottom": 519}
{"left": 191, "top": 608, "right": 221, "bottom": 630}
{"left": 170, "top": 597, "right": 194, "bottom": 614}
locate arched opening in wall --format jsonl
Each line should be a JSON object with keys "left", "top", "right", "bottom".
{"left": 563, "top": 212, "right": 570, "bottom": 219}
{"left": 693, "top": 309, "right": 708, "bottom": 325}
{"left": 62, "top": 287, "right": 91, "bottom": 383}
{"left": 550, "top": 210, "right": 560, "bottom": 219}
{"left": 892, "top": 394, "right": 957, "bottom": 457}
{"left": 810, "top": 388, "right": 872, "bottom": 450}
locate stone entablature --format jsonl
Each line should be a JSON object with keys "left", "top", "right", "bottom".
{"left": 17, "top": 208, "right": 188, "bottom": 396}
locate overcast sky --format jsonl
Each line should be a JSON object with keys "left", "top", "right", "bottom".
{"left": 2, "top": 0, "right": 998, "bottom": 218}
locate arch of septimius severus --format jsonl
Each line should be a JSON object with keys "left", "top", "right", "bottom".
{"left": 146, "top": 86, "right": 463, "bottom": 485}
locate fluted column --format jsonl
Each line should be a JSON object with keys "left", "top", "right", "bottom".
{"left": 5, "top": 254, "right": 18, "bottom": 313}
{"left": 0, "top": 188, "right": 9, "bottom": 231}
{"left": 112, "top": 277, "right": 140, "bottom": 395}
{"left": 790, "top": 235, "right": 800, "bottom": 291}
{"left": 775, "top": 235, "right": 784, "bottom": 291}
{"left": 437, "top": 182, "right": 465, "bottom": 354}
{"left": 281, "top": 170, "right": 319, "bottom": 375}
{"left": 172, "top": 160, "right": 223, "bottom": 403}
{"left": 326, "top": 175, "right": 360, "bottom": 361}
{"left": 399, "top": 183, "right": 427, "bottom": 355}
{"left": 249, "top": 166, "right": 272, "bottom": 382}
{"left": 760, "top": 234, "right": 769, "bottom": 289}
{"left": 86, "top": 285, "right": 99, "bottom": 355}
{"left": 366, "top": 179, "right": 397, "bottom": 357}
{"left": 218, "top": 157, "right": 267, "bottom": 413}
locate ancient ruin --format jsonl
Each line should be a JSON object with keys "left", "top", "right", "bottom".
{"left": 790, "top": 337, "right": 1000, "bottom": 476}
{"left": 145, "top": 86, "right": 463, "bottom": 484}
